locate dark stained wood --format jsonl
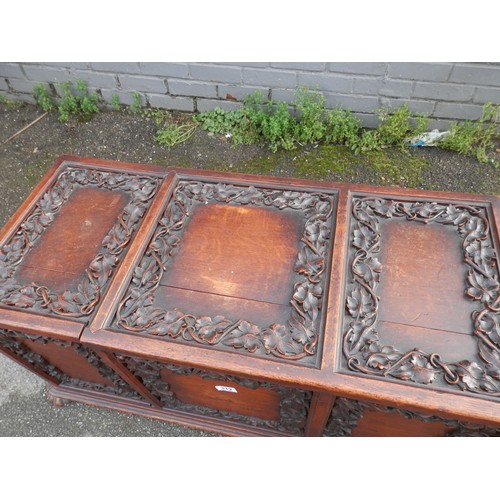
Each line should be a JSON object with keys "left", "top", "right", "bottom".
{"left": 161, "top": 203, "right": 304, "bottom": 305}
{"left": 47, "top": 384, "right": 292, "bottom": 436}
{"left": 20, "top": 338, "right": 112, "bottom": 386}
{"left": 351, "top": 410, "right": 451, "bottom": 437}
{"left": 153, "top": 285, "right": 292, "bottom": 328}
{"left": 16, "top": 187, "right": 128, "bottom": 290}
{"left": 0, "top": 308, "right": 83, "bottom": 340}
{"left": 0, "top": 343, "right": 61, "bottom": 386}
{"left": 377, "top": 219, "right": 476, "bottom": 334}
{"left": 2, "top": 155, "right": 500, "bottom": 436}
{"left": 305, "top": 392, "right": 336, "bottom": 437}
{"left": 0, "top": 156, "right": 168, "bottom": 411}
{"left": 159, "top": 366, "right": 282, "bottom": 421}
{"left": 377, "top": 321, "right": 478, "bottom": 361}
{"left": 96, "top": 350, "right": 163, "bottom": 408}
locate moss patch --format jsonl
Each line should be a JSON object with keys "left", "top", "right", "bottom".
{"left": 364, "top": 149, "right": 431, "bottom": 188}
{"left": 292, "top": 145, "right": 357, "bottom": 179}
{"left": 204, "top": 144, "right": 431, "bottom": 189}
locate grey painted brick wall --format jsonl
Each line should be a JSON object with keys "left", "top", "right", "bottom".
{"left": 1, "top": 62, "right": 499, "bottom": 129}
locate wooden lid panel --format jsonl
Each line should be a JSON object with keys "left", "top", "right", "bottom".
{"left": 340, "top": 194, "right": 500, "bottom": 402}
{"left": 109, "top": 177, "right": 338, "bottom": 367}
{"left": 0, "top": 161, "right": 162, "bottom": 331}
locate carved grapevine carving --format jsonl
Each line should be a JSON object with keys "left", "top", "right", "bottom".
{"left": 116, "top": 354, "right": 311, "bottom": 435}
{"left": 0, "top": 328, "right": 140, "bottom": 398}
{"left": 343, "top": 197, "right": 500, "bottom": 397}
{"left": 0, "top": 166, "right": 160, "bottom": 318}
{"left": 324, "top": 397, "right": 500, "bottom": 437}
{"left": 115, "top": 181, "right": 335, "bottom": 362}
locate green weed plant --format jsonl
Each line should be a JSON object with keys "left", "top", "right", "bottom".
{"left": 34, "top": 80, "right": 99, "bottom": 122}
{"left": 440, "top": 103, "right": 499, "bottom": 163}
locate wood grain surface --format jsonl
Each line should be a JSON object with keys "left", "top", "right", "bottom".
{"left": 161, "top": 203, "right": 303, "bottom": 305}
{"left": 16, "top": 187, "right": 128, "bottom": 290}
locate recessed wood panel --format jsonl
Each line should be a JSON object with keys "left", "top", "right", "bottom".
{"left": 352, "top": 410, "right": 451, "bottom": 437}
{"left": 377, "top": 219, "right": 476, "bottom": 335}
{"left": 20, "top": 338, "right": 112, "bottom": 386}
{"left": 161, "top": 203, "right": 304, "bottom": 305}
{"left": 160, "top": 368, "right": 282, "bottom": 421}
{"left": 16, "top": 187, "right": 128, "bottom": 290}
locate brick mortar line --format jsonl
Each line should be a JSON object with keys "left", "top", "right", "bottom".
{"left": 445, "top": 63, "right": 455, "bottom": 82}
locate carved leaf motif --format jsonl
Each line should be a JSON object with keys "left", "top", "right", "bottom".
{"left": 263, "top": 324, "right": 297, "bottom": 355}
{"left": 370, "top": 199, "right": 395, "bottom": 218}
{"left": 288, "top": 315, "right": 314, "bottom": 344}
{"left": 0, "top": 262, "right": 12, "bottom": 280}
{"left": 6, "top": 286, "right": 37, "bottom": 308}
{"left": 392, "top": 354, "right": 436, "bottom": 385}
{"left": 446, "top": 205, "right": 469, "bottom": 226}
{"left": 89, "top": 254, "right": 117, "bottom": 287}
{"left": 466, "top": 271, "right": 499, "bottom": 302}
{"left": 353, "top": 225, "right": 374, "bottom": 250}
{"left": 346, "top": 320, "right": 365, "bottom": 344}
{"left": 354, "top": 257, "right": 382, "bottom": 282}
{"left": 124, "top": 204, "right": 146, "bottom": 225}
{"left": 455, "top": 360, "right": 488, "bottom": 391}
{"left": 50, "top": 291, "right": 82, "bottom": 314}
{"left": 195, "top": 316, "right": 232, "bottom": 343}
{"left": 459, "top": 216, "right": 485, "bottom": 238}
{"left": 365, "top": 344, "right": 401, "bottom": 370}
{"left": 466, "top": 240, "right": 497, "bottom": 271}
{"left": 477, "top": 312, "right": 500, "bottom": 343}
{"left": 39, "top": 190, "right": 63, "bottom": 212}
{"left": 224, "top": 321, "right": 261, "bottom": 352}
{"left": 293, "top": 283, "right": 322, "bottom": 320}
{"left": 413, "top": 202, "right": 438, "bottom": 218}
{"left": 346, "top": 287, "right": 374, "bottom": 318}
{"left": 134, "top": 258, "right": 159, "bottom": 287}
{"left": 478, "top": 342, "right": 500, "bottom": 380}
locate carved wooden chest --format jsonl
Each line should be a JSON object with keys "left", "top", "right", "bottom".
{"left": 1, "top": 155, "right": 499, "bottom": 436}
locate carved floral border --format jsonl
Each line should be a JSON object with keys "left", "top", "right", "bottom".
{"left": 114, "top": 180, "right": 336, "bottom": 363}
{"left": 342, "top": 196, "right": 500, "bottom": 398}
{"left": 0, "top": 166, "right": 160, "bottom": 318}
{"left": 324, "top": 397, "right": 500, "bottom": 437}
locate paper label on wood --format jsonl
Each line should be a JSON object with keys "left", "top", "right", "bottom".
{"left": 215, "top": 385, "right": 238, "bottom": 393}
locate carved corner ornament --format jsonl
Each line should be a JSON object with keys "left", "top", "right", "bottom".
{"left": 0, "top": 167, "right": 160, "bottom": 318}
{"left": 342, "top": 196, "right": 500, "bottom": 398}
{"left": 114, "top": 181, "right": 336, "bottom": 364}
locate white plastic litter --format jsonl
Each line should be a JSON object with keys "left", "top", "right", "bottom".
{"left": 408, "top": 129, "right": 450, "bottom": 147}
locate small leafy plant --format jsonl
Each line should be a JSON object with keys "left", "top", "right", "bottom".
{"left": 193, "top": 87, "right": 432, "bottom": 155}
{"left": 323, "top": 107, "right": 362, "bottom": 149}
{"left": 439, "top": 102, "right": 499, "bottom": 163}
{"left": 33, "top": 84, "right": 55, "bottom": 112}
{"left": 0, "top": 93, "right": 23, "bottom": 109}
{"left": 128, "top": 92, "right": 143, "bottom": 113}
{"left": 293, "top": 86, "right": 326, "bottom": 144}
{"left": 375, "top": 104, "right": 428, "bottom": 148}
{"left": 110, "top": 93, "right": 121, "bottom": 111}
{"left": 57, "top": 80, "right": 99, "bottom": 122}
{"left": 155, "top": 122, "right": 198, "bottom": 149}
{"left": 33, "top": 80, "right": 100, "bottom": 122}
